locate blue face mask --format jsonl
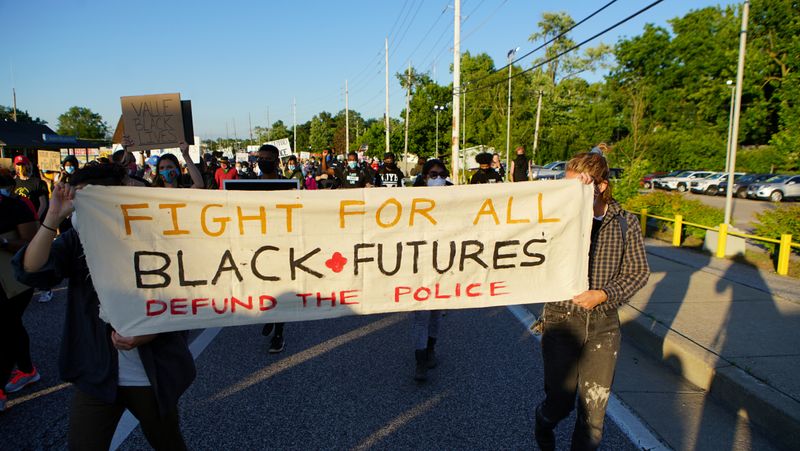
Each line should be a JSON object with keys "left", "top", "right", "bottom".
{"left": 64, "top": 166, "right": 75, "bottom": 174}
{"left": 288, "top": 165, "right": 296, "bottom": 171}
{"left": 0, "top": 188, "right": 10, "bottom": 197}
{"left": 159, "top": 169, "right": 178, "bottom": 184}
{"left": 348, "top": 161, "right": 358, "bottom": 169}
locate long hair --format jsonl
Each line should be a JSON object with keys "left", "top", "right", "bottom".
{"left": 567, "top": 148, "right": 613, "bottom": 202}
{"left": 153, "top": 153, "right": 181, "bottom": 187}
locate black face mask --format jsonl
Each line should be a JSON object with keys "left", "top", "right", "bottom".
{"left": 258, "top": 159, "right": 277, "bottom": 174}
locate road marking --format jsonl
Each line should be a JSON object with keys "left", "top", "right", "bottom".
{"left": 506, "top": 305, "right": 670, "bottom": 451}
{"left": 109, "top": 327, "right": 222, "bottom": 451}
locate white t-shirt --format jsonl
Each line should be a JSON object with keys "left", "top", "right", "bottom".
{"left": 118, "top": 349, "right": 151, "bottom": 386}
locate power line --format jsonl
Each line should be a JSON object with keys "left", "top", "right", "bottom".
{"left": 390, "top": 0, "right": 426, "bottom": 57}
{"left": 386, "top": 0, "right": 412, "bottom": 42}
{"left": 400, "top": 1, "right": 450, "bottom": 67}
{"left": 465, "top": 0, "right": 664, "bottom": 95}
{"left": 460, "top": 0, "right": 509, "bottom": 44}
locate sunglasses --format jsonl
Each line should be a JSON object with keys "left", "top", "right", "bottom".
{"left": 427, "top": 171, "right": 446, "bottom": 179}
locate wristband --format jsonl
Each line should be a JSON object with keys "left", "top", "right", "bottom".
{"left": 41, "top": 223, "right": 58, "bottom": 233}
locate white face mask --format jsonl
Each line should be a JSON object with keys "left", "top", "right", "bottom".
{"left": 427, "top": 177, "right": 447, "bottom": 187}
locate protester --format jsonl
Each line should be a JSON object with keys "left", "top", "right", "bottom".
{"left": 214, "top": 156, "right": 238, "bottom": 189}
{"left": 491, "top": 153, "right": 506, "bottom": 179}
{"left": 113, "top": 146, "right": 150, "bottom": 187}
{"left": 0, "top": 170, "right": 40, "bottom": 413}
{"left": 324, "top": 151, "right": 372, "bottom": 189}
{"left": 13, "top": 163, "right": 195, "bottom": 449}
{"left": 12, "top": 155, "right": 49, "bottom": 221}
{"left": 470, "top": 152, "right": 503, "bottom": 184}
{"left": 152, "top": 142, "right": 204, "bottom": 189}
{"left": 533, "top": 148, "right": 650, "bottom": 451}
{"left": 408, "top": 158, "right": 451, "bottom": 382}
{"left": 284, "top": 155, "right": 304, "bottom": 187}
{"left": 509, "top": 146, "right": 530, "bottom": 182}
{"left": 375, "top": 152, "right": 405, "bottom": 187}
{"left": 255, "top": 144, "right": 288, "bottom": 353}
{"left": 410, "top": 156, "right": 427, "bottom": 177}
{"left": 59, "top": 156, "right": 80, "bottom": 184}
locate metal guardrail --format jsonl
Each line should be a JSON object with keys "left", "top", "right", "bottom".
{"left": 633, "top": 208, "right": 796, "bottom": 276}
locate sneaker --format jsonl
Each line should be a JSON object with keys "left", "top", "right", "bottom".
{"left": 269, "top": 335, "right": 284, "bottom": 353}
{"left": 37, "top": 290, "right": 53, "bottom": 303}
{"left": 5, "top": 367, "right": 40, "bottom": 393}
{"left": 261, "top": 323, "right": 275, "bottom": 337}
{"left": 0, "top": 390, "right": 7, "bottom": 412}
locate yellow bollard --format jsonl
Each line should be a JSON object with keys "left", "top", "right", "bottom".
{"left": 777, "top": 234, "right": 792, "bottom": 276}
{"left": 673, "top": 214, "right": 683, "bottom": 247}
{"left": 717, "top": 223, "right": 728, "bottom": 258}
{"left": 641, "top": 208, "right": 648, "bottom": 237}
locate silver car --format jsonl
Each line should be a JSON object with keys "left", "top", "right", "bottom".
{"left": 747, "top": 175, "right": 800, "bottom": 202}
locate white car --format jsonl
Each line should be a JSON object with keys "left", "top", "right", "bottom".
{"left": 659, "top": 171, "right": 714, "bottom": 192}
{"left": 690, "top": 172, "right": 744, "bottom": 195}
{"left": 747, "top": 175, "right": 800, "bottom": 202}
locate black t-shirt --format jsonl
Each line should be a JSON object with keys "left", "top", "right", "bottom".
{"left": 14, "top": 177, "right": 48, "bottom": 211}
{"left": 470, "top": 168, "right": 504, "bottom": 184}
{"left": 376, "top": 165, "right": 405, "bottom": 187}
{"left": 513, "top": 155, "right": 529, "bottom": 181}
{"left": 336, "top": 166, "right": 370, "bottom": 189}
{"left": 0, "top": 194, "right": 36, "bottom": 235}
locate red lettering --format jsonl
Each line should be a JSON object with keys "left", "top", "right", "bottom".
{"left": 466, "top": 283, "right": 482, "bottom": 297}
{"left": 413, "top": 287, "right": 431, "bottom": 301}
{"left": 490, "top": 281, "right": 509, "bottom": 297}
{"left": 146, "top": 299, "right": 167, "bottom": 316}
{"left": 170, "top": 298, "right": 188, "bottom": 315}
{"left": 339, "top": 290, "right": 360, "bottom": 305}
{"left": 212, "top": 298, "right": 228, "bottom": 314}
{"left": 259, "top": 295, "right": 277, "bottom": 311}
{"left": 191, "top": 298, "right": 209, "bottom": 315}
{"left": 231, "top": 296, "right": 253, "bottom": 312}
{"left": 434, "top": 283, "right": 451, "bottom": 299}
{"left": 296, "top": 293, "right": 313, "bottom": 308}
{"left": 317, "top": 292, "right": 336, "bottom": 307}
{"left": 455, "top": 283, "right": 461, "bottom": 297}
{"left": 395, "top": 286, "right": 412, "bottom": 302}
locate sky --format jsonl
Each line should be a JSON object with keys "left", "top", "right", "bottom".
{"left": 2, "top": 0, "right": 740, "bottom": 140}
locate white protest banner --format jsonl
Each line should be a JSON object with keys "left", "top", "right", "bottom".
{"left": 73, "top": 181, "right": 592, "bottom": 336}
{"left": 263, "top": 138, "right": 292, "bottom": 158}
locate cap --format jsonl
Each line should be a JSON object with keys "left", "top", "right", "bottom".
{"left": 13, "top": 155, "right": 30, "bottom": 165}
{"left": 219, "top": 156, "right": 230, "bottom": 163}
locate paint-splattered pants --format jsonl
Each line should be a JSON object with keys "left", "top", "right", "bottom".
{"left": 537, "top": 303, "right": 621, "bottom": 451}
{"left": 411, "top": 310, "right": 441, "bottom": 350}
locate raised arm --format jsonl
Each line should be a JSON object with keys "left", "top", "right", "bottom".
{"left": 23, "top": 183, "right": 74, "bottom": 272}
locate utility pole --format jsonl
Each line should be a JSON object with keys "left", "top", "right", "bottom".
{"left": 293, "top": 97, "right": 297, "bottom": 152}
{"left": 404, "top": 61, "right": 411, "bottom": 171}
{"left": 462, "top": 83, "right": 466, "bottom": 148}
{"left": 532, "top": 90, "right": 543, "bottom": 165}
{"left": 724, "top": 0, "right": 749, "bottom": 227}
{"left": 505, "top": 47, "right": 519, "bottom": 177}
{"left": 11, "top": 88, "right": 17, "bottom": 122}
{"left": 385, "top": 37, "right": 391, "bottom": 153}
{"left": 451, "top": 0, "right": 461, "bottom": 183}
{"left": 345, "top": 79, "right": 350, "bottom": 153}
{"left": 266, "top": 107, "right": 271, "bottom": 140}
{"left": 725, "top": 80, "right": 735, "bottom": 173}
{"left": 248, "top": 112, "right": 253, "bottom": 141}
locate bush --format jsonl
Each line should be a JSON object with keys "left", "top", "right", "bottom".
{"left": 754, "top": 205, "right": 800, "bottom": 250}
{"left": 623, "top": 191, "right": 724, "bottom": 239}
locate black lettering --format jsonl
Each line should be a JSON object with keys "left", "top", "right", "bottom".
{"left": 354, "top": 243, "right": 375, "bottom": 276}
{"left": 493, "top": 240, "right": 519, "bottom": 270}
{"left": 134, "top": 251, "right": 171, "bottom": 288}
{"left": 521, "top": 238, "right": 547, "bottom": 267}
{"left": 459, "top": 240, "right": 488, "bottom": 271}
{"left": 405, "top": 240, "right": 427, "bottom": 274}
{"left": 251, "top": 245, "right": 280, "bottom": 281}
{"left": 178, "top": 250, "right": 207, "bottom": 287}
{"left": 377, "top": 243, "right": 403, "bottom": 276}
{"left": 432, "top": 241, "right": 456, "bottom": 274}
{"left": 290, "top": 247, "right": 323, "bottom": 280}
{"left": 211, "top": 250, "right": 244, "bottom": 285}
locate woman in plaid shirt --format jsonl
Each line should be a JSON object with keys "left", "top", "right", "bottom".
{"left": 534, "top": 149, "right": 650, "bottom": 451}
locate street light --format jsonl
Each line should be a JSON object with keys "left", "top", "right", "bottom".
{"left": 505, "top": 47, "right": 519, "bottom": 178}
{"left": 434, "top": 104, "right": 447, "bottom": 159}
{"left": 724, "top": 80, "right": 735, "bottom": 174}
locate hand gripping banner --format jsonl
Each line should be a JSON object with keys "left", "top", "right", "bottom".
{"left": 73, "top": 181, "right": 592, "bottom": 335}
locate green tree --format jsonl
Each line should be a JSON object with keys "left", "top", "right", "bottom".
{"left": 0, "top": 105, "right": 47, "bottom": 124}
{"left": 57, "top": 106, "right": 108, "bottom": 139}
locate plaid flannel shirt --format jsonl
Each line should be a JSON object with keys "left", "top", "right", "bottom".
{"left": 551, "top": 199, "right": 650, "bottom": 313}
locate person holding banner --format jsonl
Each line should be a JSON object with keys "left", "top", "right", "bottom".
{"left": 12, "top": 163, "right": 195, "bottom": 450}
{"left": 152, "top": 142, "right": 204, "bottom": 189}
{"left": 0, "top": 170, "right": 40, "bottom": 413}
{"left": 412, "top": 158, "right": 453, "bottom": 187}
{"left": 533, "top": 148, "right": 649, "bottom": 451}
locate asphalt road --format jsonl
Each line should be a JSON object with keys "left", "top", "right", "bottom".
{"left": 3, "top": 287, "right": 641, "bottom": 450}
{"left": 655, "top": 189, "right": 779, "bottom": 232}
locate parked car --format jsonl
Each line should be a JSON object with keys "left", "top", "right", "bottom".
{"left": 609, "top": 167, "right": 624, "bottom": 180}
{"left": 658, "top": 171, "right": 715, "bottom": 192}
{"left": 747, "top": 175, "right": 800, "bottom": 202}
{"left": 690, "top": 172, "right": 744, "bottom": 195}
{"left": 533, "top": 161, "right": 567, "bottom": 180}
{"left": 652, "top": 170, "right": 687, "bottom": 189}
{"left": 718, "top": 173, "right": 773, "bottom": 198}
{"left": 641, "top": 172, "right": 667, "bottom": 189}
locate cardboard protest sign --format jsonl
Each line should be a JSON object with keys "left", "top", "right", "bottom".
{"left": 120, "top": 93, "right": 185, "bottom": 152}
{"left": 0, "top": 158, "right": 12, "bottom": 170}
{"left": 300, "top": 151, "right": 311, "bottom": 160}
{"left": 73, "top": 181, "right": 592, "bottom": 335}
{"left": 37, "top": 150, "right": 62, "bottom": 172}
{"left": 111, "top": 116, "right": 124, "bottom": 144}
{"left": 263, "top": 138, "right": 292, "bottom": 159}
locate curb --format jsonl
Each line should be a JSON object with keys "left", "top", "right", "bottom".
{"left": 619, "top": 304, "right": 800, "bottom": 451}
